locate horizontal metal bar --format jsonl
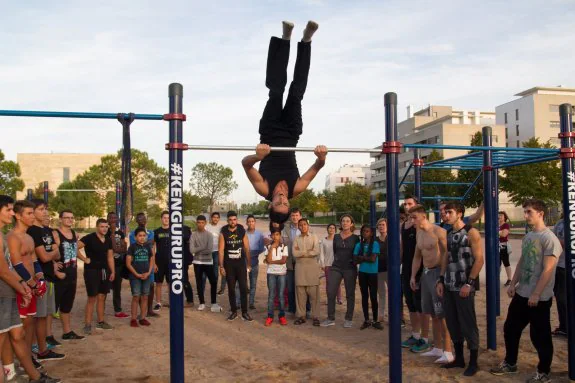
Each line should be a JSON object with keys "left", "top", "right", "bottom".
{"left": 0, "top": 110, "right": 164, "bottom": 120}
{"left": 56, "top": 189, "right": 113, "bottom": 192}
{"left": 184, "top": 145, "right": 382, "bottom": 153}
{"left": 404, "top": 143, "right": 558, "bottom": 154}
{"left": 494, "top": 155, "right": 559, "bottom": 169}
{"left": 421, "top": 196, "right": 464, "bottom": 200}
{"left": 403, "top": 182, "right": 473, "bottom": 186}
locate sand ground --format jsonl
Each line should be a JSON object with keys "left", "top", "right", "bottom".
{"left": 41, "top": 222, "right": 571, "bottom": 382}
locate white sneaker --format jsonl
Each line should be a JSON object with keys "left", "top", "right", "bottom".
{"left": 198, "top": 304, "right": 206, "bottom": 311}
{"left": 210, "top": 304, "right": 222, "bottom": 313}
{"left": 434, "top": 352, "right": 455, "bottom": 364}
{"left": 421, "top": 348, "right": 443, "bottom": 358}
{"left": 343, "top": 320, "right": 353, "bottom": 328}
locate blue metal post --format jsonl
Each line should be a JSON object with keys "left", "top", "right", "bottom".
{"left": 413, "top": 149, "right": 422, "bottom": 202}
{"left": 369, "top": 194, "right": 377, "bottom": 230}
{"left": 26, "top": 189, "right": 33, "bottom": 201}
{"left": 115, "top": 181, "right": 122, "bottom": 231}
{"left": 482, "top": 126, "right": 497, "bottom": 350}
{"left": 384, "top": 92, "right": 401, "bottom": 383}
{"left": 493, "top": 170, "right": 500, "bottom": 317}
{"left": 43, "top": 181, "right": 49, "bottom": 204}
{"left": 559, "top": 103, "right": 575, "bottom": 380}
{"left": 167, "top": 83, "right": 185, "bottom": 383}
{"left": 435, "top": 197, "right": 441, "bottom": 224}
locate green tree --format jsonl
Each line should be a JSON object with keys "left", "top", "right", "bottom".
{"left": 0, "top": 150, "right": 24, "bottom": 198}
{"left": 500, "top": 137, "right": 561, "bottom": 206}
{"left": 51, "top": 177, "right": 103, "bottom": 220}
{"left": 330, "top": 184, "right": 372, "bottom": 214}
{"left": 290, "top": 189, "right": 319, "bottom": 216}
{"left": 455, "top": 132, "right": 484, "bottom": 207}
{"left": 240, "top": 201, "right": 269, "bottom": 215}
{"left": 183, "top": 191, "right": 210, "bottom": 216}
{"left": 31, "top": 182, "right": 57, "bottom": 213}
{"left": 83, "top": 149, "right": 168, "bottom": 214}
{"left": 404, "top": 150, "right": 457, "bottom": 209}
{"left": 189, "top": 162, "right": 238, "bottom": 212}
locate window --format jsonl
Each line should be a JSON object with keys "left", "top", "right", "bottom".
{"left": 515, "top": 109, "right": 519, "bottom": 121}
{"left": 516, "top": 125, "right": 519, "bottom": 136}
{"left": 516, "top": 140, "right": 520, "bottom": 147}
{"left": 505, "top": 128, "right": 508, "bottom": 139}
{"left": 506, "top": 142, "right": 509, "bottom": 147}
{"left": 549, "top": 105, "right": 560, "bottom": 113}
{"left": 63, "top": 167, "right": 70, "bottom": 183}
{"left": 550, "top": 121, "right": 560, "bottom": 129}
{"left": 504, "top": 113, "right": 508, "bottom": 124}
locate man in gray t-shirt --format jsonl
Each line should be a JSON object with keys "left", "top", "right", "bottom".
{"left": 490, "top": 200, "right": 561, "bottom": 380}
{"left": 552, "top": 219, "right": 567, "bottom": 335}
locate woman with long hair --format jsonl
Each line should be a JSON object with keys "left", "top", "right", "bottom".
{"left": 498, "top": 211, "right": 512, "bottom": 286}
{"left": 319, "top": 223, "right": 342, "bottom": 305}
{"left": 354, "top": 225, "right": 381, "bottom": 330}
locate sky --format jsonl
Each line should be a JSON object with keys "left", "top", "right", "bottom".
{"left": 1, "top": 0, "right": 574, "bottom": 205}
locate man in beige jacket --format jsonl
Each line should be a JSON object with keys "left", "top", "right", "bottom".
{"left": 293, "top": 218, "right": 321, "bottom": 326}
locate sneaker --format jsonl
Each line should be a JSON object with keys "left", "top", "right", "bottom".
{"left": 249, "top": 304, "right": 256, "bottom": 310}
{"left": 148, "top": 311, "right": 160, "bottom": 318}
{"left": 29, "top": 372, "right": 62, "bottom": 383}
{"left": 526, "top": 371, "right": 552, "bottom": 382}
{"left": 227, "top": 312, "right": 238, "bottom": 321}
{"left": 504, "top": 279, "right": 512, "bottom": 287}
{"left": 490, "top": 360, "right": 518, "bottom": 376}
{"left": 153, "top": 303, "right": 162, "bottom": 312}
{"left": 401, "top": 336, "right": 418, "bottom": 348}
{"left": 401, "top": 319, "right": 406, "bottom": 328}
{"left": 360, "top": 321, "right": 372, "bottom": 330}
{"left": 552, "top": 328, "right": 567, "bottom": 337}
{"left": 62, "top": 331, "right": 85, "bottom": 341}
{"left": 242, "top": 313, "right": 254, "bottom": 322}
{"left": 435, "top": 352, "right": 455, "bottom": 364}
{"left": 37, "top": 350, "right": 66, "bottom": 362}
{"left": 320, "top": 319, "right": 335, "bottom": 327}
{"left": 343, "top": 320, "right": 353, "bottom": 328}
{"left": 421, "top": 348, "right": 444, "bottom": 358}
{"left": 114, "top": 311, "right": 130, "bottom": 318}
{"left": 217, "top": 288, "right": 225, "bottom": 295}
{"left": 265, "top": 317, "right": 273, "bottom": 327}
{"left": 372, "top": 321, "right": 384, "bottom": 330}
{"left": 139, "top": 319, "right": 151, "bottom": 326}
{"left": 410, "top": 339, "right": 431, "bottom": 353}
{"left": 198, "top": 304, "right": 206, "bottom": 311}
{"left": 130, "top": 319, "right": 139, "bottom": 328}
{"left": 45, "top": 336, "right": 62, "bottom": 348}
{"left": 52, "top": 311, "right": 60, "bottom": 320}
{"left": 82, "top": 324, "right": 92, "bottom": 335}
{"left": 210, "top": 304, "right": 223, "bottom": 312}
{"left": 32, "top": 358, "right": 45, "bottom": 372}
{"left": 96, "top": 321, "right": 113, "bottom": 330}
{"left": 279, "top": 316, "right": 288, "bottom": 326}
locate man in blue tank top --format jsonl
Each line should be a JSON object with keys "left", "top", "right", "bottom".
{"left": 242, "top": 20, "right": 327, "bottom": 224}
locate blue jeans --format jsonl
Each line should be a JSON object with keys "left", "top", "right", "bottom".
{"left": 130, "top": 277, "right": 152, "bottom": 297}
{"left": 267, "top": 274, "right": 286, "bottom": 318}
{"left": 286, "top": 270, "right": 296, "bottom": 313}
{"left": 202, "top": 252, "right": 219, "bottom": 292}
{"left": 249, "top": 264, "right": 259, "bottom": 306}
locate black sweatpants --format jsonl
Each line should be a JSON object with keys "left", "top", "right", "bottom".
{"left": 225, "top": 261, "right": 248, "bottom": 314}
{"left": 183, "top": 261, "right": 194, "bottom": 303}
{"left": 359, "top": 272, "right": 378, "bottom": 322}
{"left": 504, "top": 295, "right": 553, "bottom": 374}
{"left": 112, "top": 261, "right": 124, "bottom": 313}
{"left": 259, "top": 37, "right": 311, "bottom": 146}
{"left": 554, "top": 267, "right": 567, "bottom": 331}
{"left": 194, "top": 264, "right": 217, "bottom": 305}
{"left": 444, "top": 290, "right": 479, "bottom": 350}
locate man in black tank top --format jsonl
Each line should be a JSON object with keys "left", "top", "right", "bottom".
{"left": 242, "top": 21, "right": 327, "bottom": 224}
{"left": 218, "top": 211, "right": 253, "bottom": 322}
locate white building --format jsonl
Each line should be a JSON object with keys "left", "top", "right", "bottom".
{"left": 325, "top": 164, "right": 371, "bottom": 192}
{"left": 495, "top": 86, "right": 575, "bottom": 148}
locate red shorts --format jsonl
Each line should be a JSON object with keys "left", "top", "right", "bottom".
{"left": 16, "top": 294, "right": 37, "bottom": 319}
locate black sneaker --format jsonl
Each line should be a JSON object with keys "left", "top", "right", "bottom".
{"left": 504, "top": 279, "right": 511, "bottom": 287}
{"left": 241, "top": 313, "right": 254, "bottom": 322}
{"left": 227, "top": 312, "right": 238, "bottom": 321}
{"left": 249, "top": 304, "right": 256, "bottom": 310}
{"left": 29, "top": 372, "right": 62, "bottom": 383}
{"left": 37, "top": 350, "right": 66, "bottom": 362}
{"left": 62, "top": 331, "right": 86, "bottom": 341}
{"left": 552, "top": 328, "right": 568, "bottom": 337}
{"left": 45, "top": 336, "right": 62, "bottom": 348}
{"left": 360, "top": 321, "right": 372, "bottom": 330}
{"left": 32, "top": 358, "right": 45, "bottom": 372}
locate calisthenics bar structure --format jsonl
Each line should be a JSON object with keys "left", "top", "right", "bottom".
{"left": 3, "top": 86, "right": 575, "bottom": 383}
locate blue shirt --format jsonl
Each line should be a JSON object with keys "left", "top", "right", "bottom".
{"left": 353, "top": 241, "right": 380, "bottom": 274}
{"left": 129, "top": 228, "right": 154, "bottom": 245}
{"left": 246, "top": 229, "right": 265, "bottom": 267}
{"left": 439, "top": 216, "right": 470, "bottom": 232}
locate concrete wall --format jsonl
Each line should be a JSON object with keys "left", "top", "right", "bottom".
{"left": 496, "top": 95, "right": 535, "bottom": 148}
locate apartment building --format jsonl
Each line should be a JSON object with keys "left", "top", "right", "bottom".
{"left": 325, "top": 164, "right": 371, "bottom": 192}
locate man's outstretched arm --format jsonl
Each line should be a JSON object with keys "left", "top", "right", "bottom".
{"left": 293, "top": 145, "right": 327, "bottom": 196}
{"left": 242, "top": 144, "right": 270, "bottom": 197}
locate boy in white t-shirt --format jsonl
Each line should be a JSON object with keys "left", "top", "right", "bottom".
{"left": 263, "top": 227, "right": 288, "bottom": 326}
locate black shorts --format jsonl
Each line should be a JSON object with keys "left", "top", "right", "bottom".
{"left": 55, "top": 278, "right": 77, "bottom": 314}
{"left": 402, "top": 273, "right": 422, "bottom": 313}
{"left": 84, "top": 269, "right": 111, "bottom": 297}
{"left": 499, "top": 244, "right": 510, "bottom": 267}
{"left": 155, "top": 259, "right": 170, "bottom": 284}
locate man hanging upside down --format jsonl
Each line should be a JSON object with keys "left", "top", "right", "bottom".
{"left": 242, "top": 20, "right": 327, "bottom": 224}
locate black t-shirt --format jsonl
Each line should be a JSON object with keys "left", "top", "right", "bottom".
{"left": 259, "top": 152, "right": 299, "bottom": 201}
{"left": 106, "top": 229, "right": 126, "bottom": 263}
{"left": 401, "top": 223, "right": 421, "bottom": 280}
{"left": 221, "top": 224, "right": 246, "bottom": 263}
{"left": 27, "top": 225, "right": 57, "bottom": 282}
{"left": 127, "top": 243, "right": 153, "bottom": 279}
{"left": 154, "top": 227, "right": 170, "bottom": 262}
{"left": 80, "top": 233, "right": 113, "bottom": 270}
{"left": 376, "top": 237, "right": 388, "bottom": 273}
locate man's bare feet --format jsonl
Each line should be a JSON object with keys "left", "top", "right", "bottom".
{"left": 282, "top": 21, "right": 294, "bottom": 40}
{"left": 302, "top": 20, "right": 319, "bottom": 42}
